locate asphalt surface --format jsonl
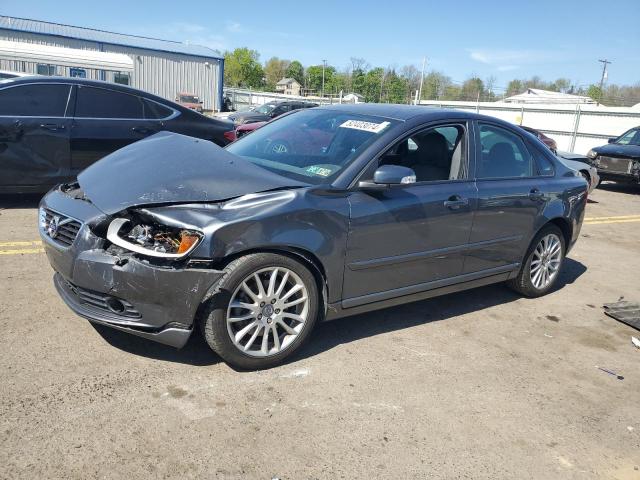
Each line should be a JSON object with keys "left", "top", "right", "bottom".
{"left": 1, "top": 183, "right": 639, "bottom": 480}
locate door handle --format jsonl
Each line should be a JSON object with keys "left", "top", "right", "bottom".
{"left": 444, "top": 195, "right": 469, "bottom": 210}
{"left": 40, "top": 123, "right": 65, "bottom": 131}
{"left": 529, "top": 188, "right": 544, "bottom": 200}
{"left": 132, "top": 126, "right": 156, "bottom": 134}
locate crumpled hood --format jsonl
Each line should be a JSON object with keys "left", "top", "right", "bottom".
{"left": 78, "top": 131, "right": 305, "bottom": 215}
{"left": 594, "top": 143, "right": 640, "bottom": 158}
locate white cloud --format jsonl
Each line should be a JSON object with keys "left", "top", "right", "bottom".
{"left": 225, "top": 21, "right": 244, "bottom": 33}
{"left": 468, "top": 48, "right": 561, "bottom": 72}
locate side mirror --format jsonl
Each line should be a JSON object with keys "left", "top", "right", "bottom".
{"left": 608, "top": 137, "right": 617, "bottom": 144}
{"left": 358, "top": 165, "right": 416, "bottom": 190}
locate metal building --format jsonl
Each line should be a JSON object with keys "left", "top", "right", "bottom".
{"left": 0, "top": 16, "right": 224, "bottom": 111}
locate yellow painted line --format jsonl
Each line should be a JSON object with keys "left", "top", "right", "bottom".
{"left": 585, "top": 214, "right": 640, "bottom": 221}
{"left": 0, "top": 240, "right": 42, "bottom": 247}
{"left": 584, "top": 218, "right": 640, "bottom": 225}
{"left": 0, "top": 248, "right": 44, "bottom": 255}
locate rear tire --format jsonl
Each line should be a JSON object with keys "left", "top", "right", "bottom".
{"left": 200, "top": 253, "right": 319, "bottom": 370}
{"left": 508, "top": 224, "right": 565, "bottom": 298}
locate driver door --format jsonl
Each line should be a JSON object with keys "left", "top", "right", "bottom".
{"left": 342, "top": 122, "right": 477, "bottom": 307}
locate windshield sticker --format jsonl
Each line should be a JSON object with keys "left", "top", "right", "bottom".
{"left": 306, "top": 166, "right": 333, "bottom": 177}
{"left": 339, "top": 120, "right": 390, "bottom": 133}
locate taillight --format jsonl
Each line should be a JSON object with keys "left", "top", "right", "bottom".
{"left": 223, "top": 130, "right": 236, "bottom": 143}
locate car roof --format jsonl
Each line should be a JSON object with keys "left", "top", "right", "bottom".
{"left": 316, "top": 103, "right": 504, "bottom": 124}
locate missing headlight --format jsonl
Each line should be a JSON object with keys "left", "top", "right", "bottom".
{"left": 106, "top": 218, "right": 203, "bottom": 259}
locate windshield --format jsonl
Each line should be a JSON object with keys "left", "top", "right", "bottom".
{"left": 226, "top": 109, "right": 398, "bottom": 184}
{"left": 254, "top": 103, "right": 276, "bottom": 115}
{"left": 615, "top": 128, "right": 640, "bottom": 146}
{"left": 179, "top": 95, "right": 199, "bottom": 103}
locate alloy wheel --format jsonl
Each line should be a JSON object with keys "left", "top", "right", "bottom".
{"left": 530, "top": 233, "right": 562, "bottom": 289}
{"left": 226, "top": 267, "right": 309, "bottom": 357}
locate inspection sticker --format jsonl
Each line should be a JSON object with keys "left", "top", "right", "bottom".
{"left": 339, "top": 119, "right": 390, "bottom": 133}
{"left": 306, "top": 165, "right": 333, "bottom": 177}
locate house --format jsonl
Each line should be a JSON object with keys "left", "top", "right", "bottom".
{"left": 503, "top": 88, "right": 595, "bottom": 105}
{"left": 0, "top": 15, "right": 225, "bottom": 111}
{"left": 343, "top": 92, "right": 365, "bottom": 103}
{"left": 276, "top": 78, "right": 302, "bottom": 96}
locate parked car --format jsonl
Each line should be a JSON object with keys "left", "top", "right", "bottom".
{"left": 228, "top": 100, "right": 318, "bottom": 125}
{"left": 40, "top": 105, "right": 587, "bottom": 369}
{"left": 0, "top": 77, "right": 235, "bottom": 193}
{"left": 175, "top": 92, "right": 203, "bottom": 113}
{"left": 556, "top": 151, "right": 599, "bottom": 193}
{"left": 519, "top": 125, "right": 558, "bottom": 153}
{"left": 587, "top": 127, "right": 640, "bottom": 184}
{"left": 235, "top": 120, "right": 266, "bottom": 139}
{"left": 0, "top": 69, "right": 32, "bottom": 80}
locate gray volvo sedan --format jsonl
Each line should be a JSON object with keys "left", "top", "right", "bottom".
{"left": 40, "top": 105, "right": 588, "bottom": 369}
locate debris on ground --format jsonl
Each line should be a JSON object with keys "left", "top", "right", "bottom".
{"left": 596, "top": 366, "right": 624, "bottom": 380}
{"left": 603, "top": 301, "right": 640, "bottom": 331}
{"left": 632, "top": 336, "right": 640, "bottom": 349}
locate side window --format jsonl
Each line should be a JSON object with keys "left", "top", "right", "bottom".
{"left": 379, "top": 124, "right": 467, "bottom": 182}
{"left": 477, "top": 124, "right": 534, "bottom": 179}
{"left": 75, "top": 86, "right": 144, "bottom": 119}
{"left": 0, "top": 84, "right": 70, "bottom": 117}
{"left": 143, "top": 99, "right": 173, "bottom": 120}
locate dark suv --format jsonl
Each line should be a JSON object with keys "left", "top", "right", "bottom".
{"left": 0, "top": 77, "right": 235, "bottom": 193}
{"left": 228, "top": 100, "right": 317, "bottom": 125}
{"left": 587, "top": 126, "right": 640, "bottom": 184}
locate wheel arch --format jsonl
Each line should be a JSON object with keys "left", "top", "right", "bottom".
{"left": 203, "top": 245, "right": 329, "bottom": 320}
{"left": 543, "top": 217, "right": 573, "bottom": 249}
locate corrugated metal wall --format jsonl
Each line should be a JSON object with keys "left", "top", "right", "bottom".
{"left": 0, "top": 30, "right": 221, "bottom": 111}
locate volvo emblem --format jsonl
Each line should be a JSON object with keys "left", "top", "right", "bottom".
{"left": 47, "top": 215, "right": 60, "bottom": 239}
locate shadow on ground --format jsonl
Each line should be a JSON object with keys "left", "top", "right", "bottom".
{"left": 597, "top": 182, "right": 640, "bottom": 195}
{"left": 0, "top": 193, "right": 43, "bottom": 210}
{"left": 90, "top": 258, "right": 587, "bottom": 368}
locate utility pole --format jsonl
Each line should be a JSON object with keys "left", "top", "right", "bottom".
{"left": 321, "top": 59, "right": 327, "bottom": 99}
{"left": 597, "top": 59, "right": 611, "bottom": 106}
{"left": 417, "top": 57, "right": 426, "bottom": 105}
{"left": 379, "top": 68, "right": 385, "bottom": 102}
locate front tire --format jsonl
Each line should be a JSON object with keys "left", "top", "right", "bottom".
{"left": 508, "top": 225, "right": 565, "bottom": 297}
{"left": 201, "top": 253, "right": 319, "bottom": 370}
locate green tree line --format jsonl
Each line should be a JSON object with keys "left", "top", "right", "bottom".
{"left": 224, "top": 48, "right": 640, "bottom": 107}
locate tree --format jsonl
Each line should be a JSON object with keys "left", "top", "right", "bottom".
{"left": 264, "top": 57, "right": 291, "bottom": 90}
{"left": 306, "top": 64, "right": 336, "bottom": 95}
{"left": 224, "top": 48, "right": 264, "bottom": 88}
{"left": 285, "top": 60, "right": 304, "bottom": 85}
{"left": 506, "top": 79, "right": 523, "bottom": 97}
{"left": 421, "top": 71, "right": 451, "bottom": 100}
{"left": 587, "top": 84, "right": 603, "bottom": 103}
{"left": 460, "top": 77, "right": 484, "bottom": 101}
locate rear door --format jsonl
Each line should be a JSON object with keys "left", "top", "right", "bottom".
{"left": 69, "top": 85, "right": 163, "bottom": 171}
{"left": 464, "top": 122, "right": 549, "bottom": 274}
{"left": 0, "top": 82, "right": 72, "bottom": 190}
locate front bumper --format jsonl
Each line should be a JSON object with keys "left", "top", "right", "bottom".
{"left": 41, "top": 188, "right": 224, "bottom": 348}
{"left": 597, "top": 170, "right": 640, "bottom": 184}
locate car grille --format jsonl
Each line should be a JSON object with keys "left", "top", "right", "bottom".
{"left": 597, "top": 156, "right": 633, "bottom": 174}
{"left": 41, "top": 208, "right": 82, "bottom": 247}
{"left": 64, "top": 279, "right": 141, "bottom": 318}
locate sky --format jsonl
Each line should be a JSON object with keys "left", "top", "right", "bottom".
{"left": 2, "top": 0, "right": 639, "bottom": 92}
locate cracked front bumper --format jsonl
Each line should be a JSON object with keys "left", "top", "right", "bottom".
{"left": 41, "top": 189, "right": 224, "bottom": 348}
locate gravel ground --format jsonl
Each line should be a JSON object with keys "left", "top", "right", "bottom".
{"left": 1, "top": 184, "right": 639, "bottom": 480}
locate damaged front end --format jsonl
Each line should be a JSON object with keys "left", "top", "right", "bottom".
{"left": 40, "top": 185, "right": 224, "bottom": 348}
